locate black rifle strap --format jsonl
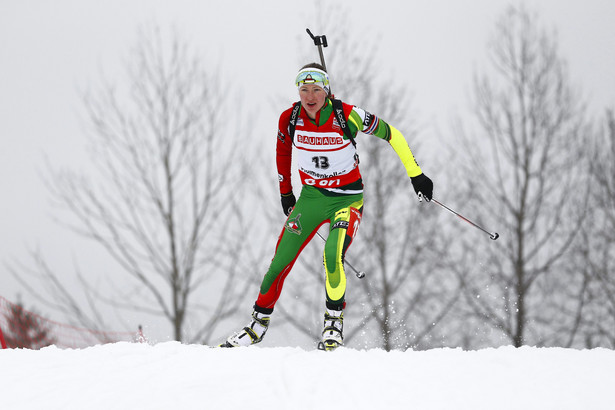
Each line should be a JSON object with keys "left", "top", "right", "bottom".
{"left": 287, "top": 102, "right": 302, "bottom": 143}
{"left": 287, "top": 99, "right": 356, "bottom": 147}
{"left": 331, "top": 99, "right": 356, "bottom": 147}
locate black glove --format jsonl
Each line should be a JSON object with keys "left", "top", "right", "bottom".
{"left": 280, "top": 192, "right": 296, "bottom": 216}
{"left": 411, "top": 173, "right": 433, "bottom": 201}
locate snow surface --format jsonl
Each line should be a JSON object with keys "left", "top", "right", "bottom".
{"left": 2, "top": 342, "right": 613, "bottom": 410}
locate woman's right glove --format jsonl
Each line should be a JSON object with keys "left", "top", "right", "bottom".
{"left": 411, "top": 173, "right": 433, "bottom": 201}
{"left": 281, "top": 191, "right": 296, "bottom": 216}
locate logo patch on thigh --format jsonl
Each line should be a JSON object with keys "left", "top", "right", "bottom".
{"left": 285, "top": 214, "right": 303, "bottom": 235}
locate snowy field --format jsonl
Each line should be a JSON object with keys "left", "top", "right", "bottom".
{"left": 2, "top": 343, "right": 613, "bottom": 410}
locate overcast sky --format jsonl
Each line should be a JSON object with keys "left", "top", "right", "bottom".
{"left": 2, "top": 0, "right": 614, "bottom": 326}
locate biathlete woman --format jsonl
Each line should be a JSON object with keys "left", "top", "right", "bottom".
{"left": 221, "top": 63, "right": 433, "bottom": 350}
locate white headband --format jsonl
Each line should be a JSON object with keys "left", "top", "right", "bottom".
{"left": 295, "top": 67, "right": 330, "bottom": 94}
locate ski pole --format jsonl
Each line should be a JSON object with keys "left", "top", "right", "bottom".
{"left": 306, "top": 28, "right": 332, "bottom": 98}
{"left": 316, "top": 231, "right": 366, "bottom": 279}
{"left": 423, "top": 194, "right": 500, "bottom": 240}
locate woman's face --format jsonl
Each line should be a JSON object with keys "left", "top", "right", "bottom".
{"left": 299, "top": 84, "right": 327, "bottom": 120}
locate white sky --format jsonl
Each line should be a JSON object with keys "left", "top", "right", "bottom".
{"left": 1, "top": 0, "right": 614, "bottom": 326}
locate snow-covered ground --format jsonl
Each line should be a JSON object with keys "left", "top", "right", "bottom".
{"left": 2, "top": 343, "right": 613, "bottom": 410}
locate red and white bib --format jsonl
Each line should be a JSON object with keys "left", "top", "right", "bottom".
{"left": 293, "top": 114, "right": 360, "bottom": 189}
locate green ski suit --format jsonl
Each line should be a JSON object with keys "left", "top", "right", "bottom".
{"left": 254, "top": 98, "right": 423, "bottom": 313}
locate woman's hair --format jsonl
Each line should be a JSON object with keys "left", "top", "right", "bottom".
{"left": 300, "top": 62, "right": 327, "bottom": 72}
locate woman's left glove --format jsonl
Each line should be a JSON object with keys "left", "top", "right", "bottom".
{"left": 411, "top": 173, "right": 433, "bottom": 201}
{"left": 281, "top": 191, "right": 296, "bottom": 216}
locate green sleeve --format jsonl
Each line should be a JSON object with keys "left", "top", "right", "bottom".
{"left": 348, "top": 107, "right": 422, "bottom": 178}
{"left": 348, "top": 109, "right": 392, "bottom": 140}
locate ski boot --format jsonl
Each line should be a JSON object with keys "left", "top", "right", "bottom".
{"left": 219, "top": 310, "right": 270, "bottom": 347}
{"left": 318, "top": 308, "right": 343, "bottom": 351}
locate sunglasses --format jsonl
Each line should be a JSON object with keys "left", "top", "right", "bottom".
{"left": 295, "top": 70, "right": 330, "bottom": 87}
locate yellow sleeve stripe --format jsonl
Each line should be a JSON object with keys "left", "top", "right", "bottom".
{"left": 389, "top": 125, "right": 423, "bottom": 178}
{"left": 348, "top": 111, "right": 362, "bottom": 135}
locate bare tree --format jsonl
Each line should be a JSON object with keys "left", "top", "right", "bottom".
{"left": 575, "top": 110, "right": 615, "bottom": 347}
{"left": 11, "top": 26, "right": 254, "bottom": 343}
{"left": 453, "top": 5, "right": 590, "bottom": 347}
